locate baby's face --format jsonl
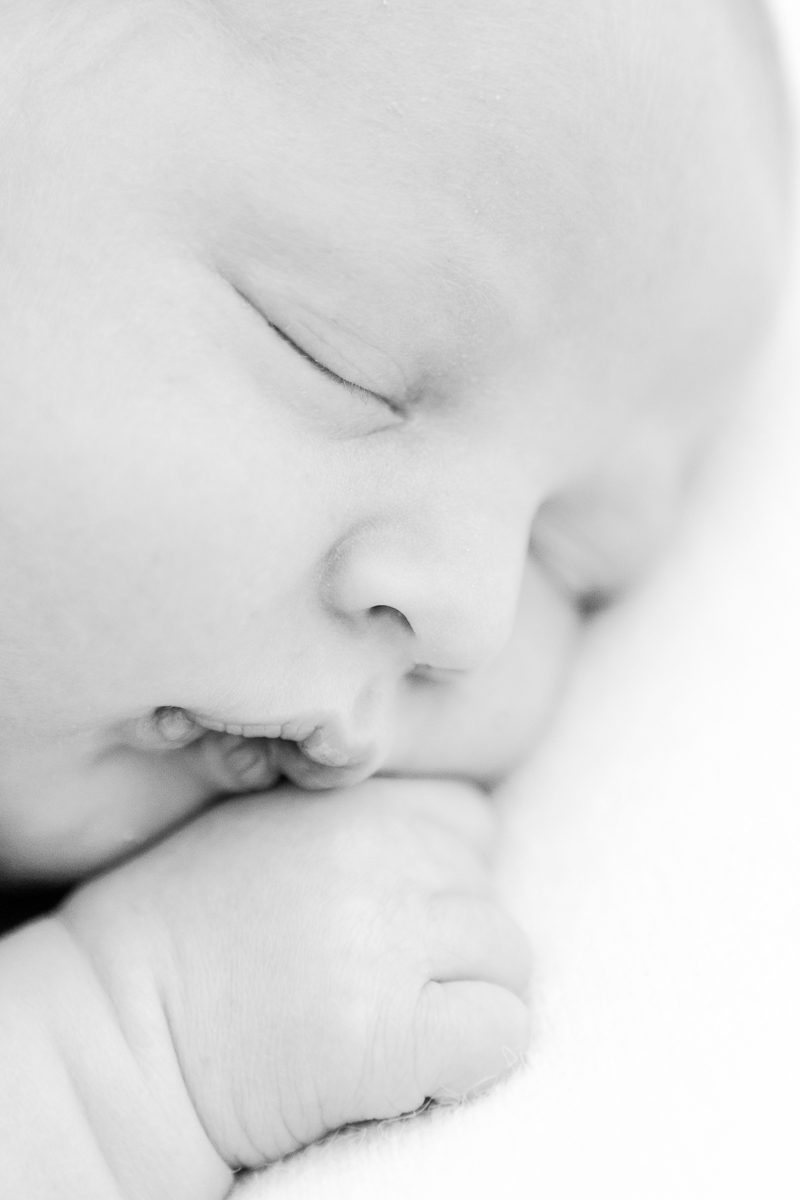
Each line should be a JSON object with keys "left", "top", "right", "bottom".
{"left": 0, "top": 0, "right": 783, "bottom": 868}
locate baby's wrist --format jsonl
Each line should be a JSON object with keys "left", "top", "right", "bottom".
{"left": 0, "top": 915, "right": 233, "bottom": 1200}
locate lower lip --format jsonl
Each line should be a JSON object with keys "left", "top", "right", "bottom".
{"left": 198, "top": 729, "right": 379, "bottom": 793}
{"left": 271, "top": 738, "right": 377, "bottom": 789}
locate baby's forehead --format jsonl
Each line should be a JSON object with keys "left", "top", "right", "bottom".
{"left": 213, "top": 0, "right": 640, "bottom": 203}
{"left": 198, "top": 3, "right": 643, "bottom": 304}
{"left": 202, "top": 0, "right": 782, "bottom": 245}
{"left": 45, "top": 0, "right": 781, "bottom": 397}
{"left": 202, "top": 3, "right": 776, "bottom": 292}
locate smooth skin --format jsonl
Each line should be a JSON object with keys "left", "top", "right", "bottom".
{"left": 0, "top": 0, "right": 787, "bottom": 1194}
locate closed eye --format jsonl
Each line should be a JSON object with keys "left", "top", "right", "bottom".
{"left": 267, "top": 319, "right": 378, "bottom": 401}
{"left": 230, "top": 282, "right": 404, "bottom": 418}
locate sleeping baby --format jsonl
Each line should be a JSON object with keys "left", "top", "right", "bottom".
{"left": 0, "top": 0, "right": 787, "bottom": 1195}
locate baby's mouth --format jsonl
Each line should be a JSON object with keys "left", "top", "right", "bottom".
{"left": 192, "top": 714, "right": 367, "bottom": 769}
{"left": 128, "top": 706, "right": 380, "bottom": 791}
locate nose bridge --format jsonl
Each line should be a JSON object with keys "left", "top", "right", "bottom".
{"left": 334, "top": 451, "right": 533, "bottom": 672}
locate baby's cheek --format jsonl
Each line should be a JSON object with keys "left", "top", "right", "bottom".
{"left": 0, "top": 741, "right": 225, "bottom": 881}
{"left": 384, "top": 560, "right": 580, "bottom": 786}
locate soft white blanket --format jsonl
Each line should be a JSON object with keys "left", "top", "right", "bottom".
{"left": 236, "top": 7, "right": 800, "bottom": 1197}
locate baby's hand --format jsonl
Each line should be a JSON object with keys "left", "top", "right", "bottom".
{"left": 60, "top": 778, "right": 531, "bottom": 1174}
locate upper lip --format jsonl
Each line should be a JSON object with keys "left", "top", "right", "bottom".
{"left": 190, "top": 711, "right": 376, "bottom": 769}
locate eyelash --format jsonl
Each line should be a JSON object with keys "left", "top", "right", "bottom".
{"left": 231, "top": 283, "right": 403, "bottom": 417}
{"left": 268, "top": 320, "right": 401, "bottom": 415}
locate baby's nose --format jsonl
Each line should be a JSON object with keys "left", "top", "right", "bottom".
{"left": 330, "top": 518, "right": 527, "bottom": 673}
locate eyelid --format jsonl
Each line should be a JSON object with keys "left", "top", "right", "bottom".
{"left": 267, "top": 320, "right": 386, "bottom": 405}
{"left": 232, "top": 287, "right": 399, "bottom": 415}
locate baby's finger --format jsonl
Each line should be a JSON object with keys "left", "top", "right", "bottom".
{"left": 424, "top": 893, "right": 533, "bottom": 999}
{"left": 191, "top": 733, "right": 283, "bottom": 793}
{"left": 412, "top": 979, "right": 531, "bottom": 1103}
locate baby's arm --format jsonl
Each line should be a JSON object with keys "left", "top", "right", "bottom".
{"left": 0, "top": 918, "right": 231, "bottom": 1199}
{"left": 0, "top": 778, "right": 530, "bottom": 1196}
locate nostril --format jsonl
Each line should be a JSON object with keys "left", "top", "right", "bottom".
{"left": 407, "top": 663, "right": 464, "bottom": 685}
{"left": 369, "top": 604, "right": 414, "bottom": 634}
